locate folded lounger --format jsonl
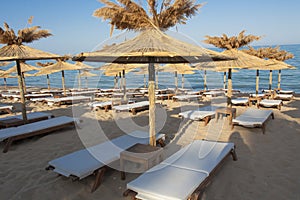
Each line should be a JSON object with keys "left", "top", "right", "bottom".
{"left": 46, "top": 130, "right": 165, "bottom": 192}
{"left": 0, "top": 112, "right": 54, "bottom": 128}
{"left": 232, "top": 108, "right": 274, "bottom": 134}
{"left": 172, "top": 95, "right": 201, "bottom": 102}
{"left": 231, "top": 97, "right": 249, "bottom": 106}
{"left": 0, "top": 104, "right": 14, "bottom": 114}
{"left": 124, "top": 140, "right": 237, "bottom": 200}
{"left": 0, "top": 116, "right": 76, "bottom": 153}
{"left": 113, "top": 101, "right": 149, "bottom": 115}
{"left": 178, "top": 106, "right": 218, "bottom": 126}
{"left": 258, "top": 99, "right": 283, "bottom": 110}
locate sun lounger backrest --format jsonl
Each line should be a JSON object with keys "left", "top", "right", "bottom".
{"left": 162, "top": 140, "right": 234, "bottom": 173}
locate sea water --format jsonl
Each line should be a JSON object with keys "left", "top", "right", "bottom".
{"left": 1, "top": 44, "right": 299, "bottom": 94}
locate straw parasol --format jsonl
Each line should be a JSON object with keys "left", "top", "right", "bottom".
{"left": 78, "top": 71, "right": 97, "bottom": 89}
{"left": 203, "top": 31, "right": 274, "bottom": 103}
{"left": 74, "top": 62, "right": 94, "bottom": 89}
{"left": 0, "top": 21, "right": 63, "bottom": 121}
{"left": 34, "top": 59, "right": 88, "bottom": 96}
{"left": 162, "top": 64, "right": 195, "bottom": 89}
{"left": 36, "top": 62, "right": 54, "bottom": 89}
{"left": 74, "top": 29, "right": 234, "bottom": 146}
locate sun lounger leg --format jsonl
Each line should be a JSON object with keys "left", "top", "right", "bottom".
{"left": 91, "top": 167, "right": 106, "bottom": 192}
{"left": 157, "top": 138, "right": 165, "bottom": 147}
{"left": 262, "top": 124, "right": 266, "bottom": 134}
{"left": 3, "top": 138, "right": 14, "bottom": 153}
{"left": 123, "top": 189, "right": 138, "bottom": 199}
{"left": 204, "top": 116, "right": 211, "bottom": 126}
{"left": 231, "top": 148, "right": 238, "bottom": 161}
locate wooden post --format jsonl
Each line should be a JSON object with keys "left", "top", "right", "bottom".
{"left": 204, "top": 70, "right": 207, "bottom": 91}
{"left": 174, "top": 71, "right": 178, "bottom": 91}
{"left": 114, "top": 74, "right": 117, "bottom": 89}
{"left": 144, "top": 74, "right": 146, "bottom": 88}
{"left": 256, "top": 69, "right": 259, "bottom": 95}
{"left": 269, "top": 70, "right": 273, "bottom": 90}
{"left": 277, "top": 69, "right": 281, "bottom": 89}
{"left": 119, "top": 72, "right": 122, "bottom": 89}
{"left": 4, "top": 78, "right": 7, "bottom": 89}
{"left": 148, "top": 58, "right": 156, "bottom": 146}
{"left": 85, "top": 77, "right": 88, "bottom": 89}
{"left": 16, "top": 60, "right": 27, "bottom": 122}
{"left": 78, "top": 70, "right": 81, "bottom": 89}
{"left": 123, "top": 69, "right": 127, "bottom": 101}
{"left": 181, "top": 74, "right": 184, "bottom": 89}
{"left": 227, "top": 68, "right": 232, "bottom": 106}
{"left": 22, "top": 72, "right": 27, "bottom": 94}
{"left": 61, "top": 70, "right": 66, "bottom": 96}
{"left": 155, "top": 70, "right": 159, "bottom": 90}
{"left": 47, "top": 74, "right": 51, "bottom": 90}
{"left": 223, "top": 72, "right": 227, "bottom": 90}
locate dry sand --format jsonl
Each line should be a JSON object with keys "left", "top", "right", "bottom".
{"left": 0, "top": 95, "right": 299, "bottom": 200}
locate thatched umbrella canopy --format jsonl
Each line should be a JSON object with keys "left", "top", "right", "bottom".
{"left": 36, "top": 61, "right": 54, "bottom": 89}
{"left": 0, "top": 21, "right": 63, "bottom": 121}
{"left": 204, "top": 30, "right": 273, "bottom": 102}
{"left": 78, "top": 71, "right": 97, "bottom": 89}
{"left": 0, "top": 61, "right": 11, "bottom": 67}
{"left": 134, "top": 64, "right": 163, "bottom": 88}
{"left": 74, "top": 29, "right": 234, "bottom": 146}
{"left": 242, "top": 46, "right": 295, "bottom": 91}
{"left": 34, "top": 60, "right": 88, "bottom": 95}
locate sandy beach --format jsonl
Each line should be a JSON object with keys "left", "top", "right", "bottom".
{"left": 0, "top": 93, "right": 299, "bottom": 200}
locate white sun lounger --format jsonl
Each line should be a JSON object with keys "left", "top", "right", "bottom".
{"left": 277, "top": 89, "right": 294, "bottom": 94}
{"left": 124, "top": 140, "right": 237, "bottom": 200}
{"left": 0, "top": 112, "right": 54, "bottom": 128}
{"left": 45, "top": 96, "right": 91, "bottom": 106}
{"left": 178, "top": 106, "right": 218, "bottom": 126}
{"left": 0, "top": 116, "right": 76, "bottom": 153}
{"left": 113, "top": 101, "right": 149, "bottom": 115}
{"left": 46, "top": 130, "right": 165, "bottom": 192}
{"left": 274, "top": 94, "right": 293, "bottom": 101}
{"left": 258, "top": 99, "right": 283, "bottom": 110}
{"left": 231, "top": 97, "right": 249, "bottom": 106}
{"left": 172, "top": 95, "right": 201, "bottom": 102}
{"left": 232, "top": 108, "right": 274, "bottom": 134}
{"left": 0, "top": 104, "right": 14, "bottom": 114}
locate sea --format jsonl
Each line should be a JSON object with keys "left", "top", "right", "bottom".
{"left": 1, "top": 44, "right": 299, "bottom": 94}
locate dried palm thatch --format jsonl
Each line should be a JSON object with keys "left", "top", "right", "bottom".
{"left": 0, "top": 61, "right": 11, "bottom": 67}
{"left": 0, "top": 20, "right": 62, "bottom": 121}
{"left": 3, "top": 61, "right": 40, "bottom": 74}
{"left": 74, "top": 29, "right": 233, "bottom": 63}
{"left": 204, "top": 30, "right": 262, "bottom": 50}
{"left": 94, "top": 0, "right": 203, "bottom": 35}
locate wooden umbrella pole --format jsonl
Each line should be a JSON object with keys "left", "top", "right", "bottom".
{"left": 155, "top": 71, "right": 159, "bottom": 89}
{"left": 119, "top": 72, "right": 122, "bottom": 89}
{"left": 16, "top": 60, "right": 27, "bottom": 122}
{"left": 204, "top": 70, "right": 207, "bottom": 91}
{"left": 85, "top": 77, "right": 88, "bottom": 89}
{"left": 61, "top": 70, "right": 66, "bottom": 96}
{"left": 227, "top": 68, "right": 232, "bottom": 106}
{"left": 269, "top": 70, "right": 273, "bottom": 90}
{"left": 256, "top": 69, "right": 259, "bottom": 95}
{"left": 4, "top": 78, "right": 7, "bottom": 89}
{"left": 175, "top": 71, "right": 178, "bottom": 91}
{"left": 47, "top": 74, "right": 51, "bottom": 90}
{"left": 78, "top": 70, "right": 81, "bottom": 89}
{"left": 181, "top": 74, "right": 184, "bottom": 89}
{"left": 148, "top": 58, "right": 156, "bottom": 146}
{"left": 277, "top": 69, "right": 281, "bottom": 89}
{"left": 22, "top": 72, "right": 27, "bottom": 94}
{"left": 223, "top": 72, "right": 227, "bottom": 89}
{"left": 123, "top": 69, "right": 127, "bottom": 101}
{"left": 144, "top": 74, "right": 146, "bottom": 88}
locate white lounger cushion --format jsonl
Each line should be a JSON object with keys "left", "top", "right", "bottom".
{"left": 173, "top": 95, "right": 201, "bottom": 101}
{"left": 113, "top": 101, "right": 149, "bottom": 111}
{"left": 278, "top": 90, "right": 293, "bottom": 94}
{"left": 0, "top": 116, "right": 74, "bottom": 142}
{"left": 0, "top": 104, "right": 13, "bottom": 110}
{"left": 48, "top": 131, "right": 165, "bottom": 179}
{"left": 259, "top": 99, "right": 282, "bottom": 107}
{"left": 127, "top": 140, "right": 234, "bottom": 200}
{"left": 0, "top": 112, "right": 53, "bottom": 122}
{"left": 275, "top": 94, "right": 293, "bottom": 99}
{"left": 231, "top": 98, "right": 249, "bottom": 105}
{"left": 232, "top": 109, "right": 273, "bottom": 127}
{"left": 90, "top": 101, "right": 112, "bottom": 109}
{"left": 178, "top": 110, "right": 215, "bottom": 121}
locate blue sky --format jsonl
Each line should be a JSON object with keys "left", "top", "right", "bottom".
{"left": 0, "top": 0, "right": 299, "bottom": 55}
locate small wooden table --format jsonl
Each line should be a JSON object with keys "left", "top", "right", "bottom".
{"left": 215, "top": 107, "right": 237, "bottom": 125}
{"left": 120, "top": 143, "right": 163, "bottom": 180}
{"left": 248, "top": 96, "right": 263, "bottom": 106}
